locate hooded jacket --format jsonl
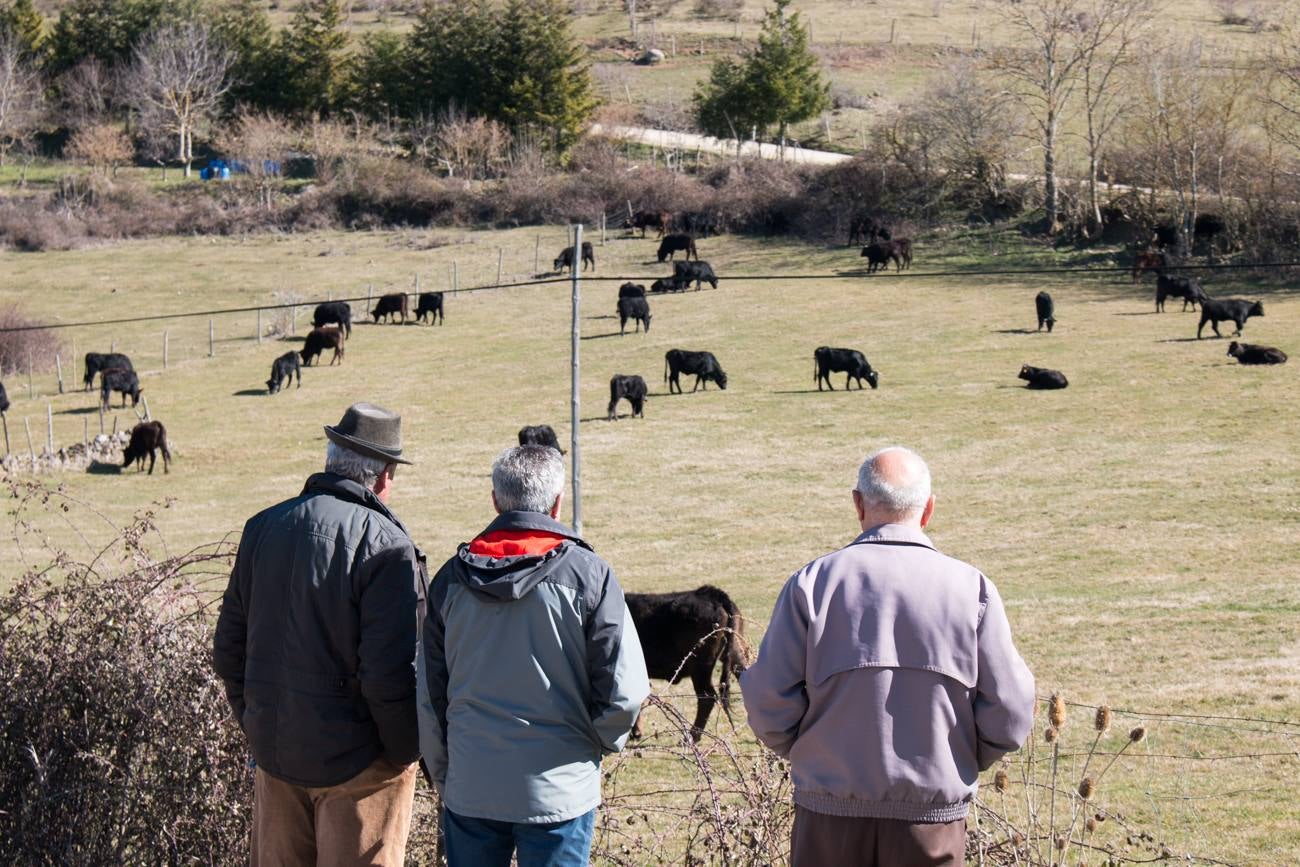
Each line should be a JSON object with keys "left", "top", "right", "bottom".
{"left": 213, "top": 472, "right": 425, "bottom": 787}
{"left": 418, "top": 510, "right": 650, "bottom": 824}
{"left": 741, "top": 523, "right": 1035, "bottom": 823}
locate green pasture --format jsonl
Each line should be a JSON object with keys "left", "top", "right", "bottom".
{"left": 1, "top": 224, "right": 1297, "bottom": 861}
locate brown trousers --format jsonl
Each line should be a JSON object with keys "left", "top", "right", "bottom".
{"left": 252, "top": 757, "right": 418, "bottom": 867}
{"left": 790, "top": 806, "right": 966, "bottom": 867}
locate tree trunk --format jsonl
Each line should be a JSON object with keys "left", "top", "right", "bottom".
{"left": 1044, "top": 110, "right": 1059, "bottom": 234}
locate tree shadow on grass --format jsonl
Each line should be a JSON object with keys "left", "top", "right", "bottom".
{"left": 232, "top": 389, "right": 267, "bottom": 396}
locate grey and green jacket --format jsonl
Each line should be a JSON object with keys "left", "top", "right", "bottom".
{"left": 418, "top": 510, "right": 650, "bottom": 824}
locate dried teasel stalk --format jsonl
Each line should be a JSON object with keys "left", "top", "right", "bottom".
{"left": 1129, "top": 725, "right": 1147, "bottom": 743}
{"left": 1086, "top": 816, "right": 1098, "bottom": 833}
{"left": 994, "top": 769, "right": 1009, "bottom": 792}
{"left": 1094, "top": 704, "right": 1112, "bottom": 733}
{"left": 1078, "top": 776, "right": 1096, "bottom": 799}
{"left": 1049, "top": 692, "right": 1067, "bottom": 728}
{"left": 1044, "top": 725, "right": 1059, "bottom": 743}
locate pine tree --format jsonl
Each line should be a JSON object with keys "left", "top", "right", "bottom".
{"left": 213, "top": 0, "right": 278, "bottom": 110}
{"left": 348, "top": 30, "right": 409, "bottom": 120}
{"left": 694, "top": 0, "right": 828, "bottom": 147}
{"left": 277, "top": 0, "right": 351, "bottom": 116}
{"left": 0, "top": 0, "right": 46, "bottom": 60}
{"left": 495, "top": 0, "right": 595, "bottom": 148}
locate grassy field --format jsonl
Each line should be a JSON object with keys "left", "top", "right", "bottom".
{"left": 1, "top": 223, "right": 1298, "bottom": 861}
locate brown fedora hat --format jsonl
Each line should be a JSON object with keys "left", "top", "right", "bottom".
{"left": 324, "top": 402, "right": 413, "bottom": 465}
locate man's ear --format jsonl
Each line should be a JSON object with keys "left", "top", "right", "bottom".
{"left": 492, "top": 491, "right": 503, "bottom": 515}
{"left": 919, "top": 494, "right": 936, "bottom": 528}
{"left": 852, "top": 489, "right": 865, "bottom": 523}
{"left": 549, "top": 492, "right": 564, "bottom": 520}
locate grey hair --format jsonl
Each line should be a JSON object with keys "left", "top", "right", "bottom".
{"left": 855, "top": 446, "right": 932, "bottom": 518}
{"left": 325, "top": 441, "right": 389, "bottom": 489}
{"left": 492, "top": 445, "right": 566, "bottom": 514}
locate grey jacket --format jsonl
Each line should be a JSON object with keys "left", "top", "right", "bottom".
{"left": 213, "top": 473, "right": 425, "bottom": 787}
{"left": 418, "top": 510, "right": 650, "bottom": 824}
{"left": 741, "top": 523, "right": 1035, "bottom": 823}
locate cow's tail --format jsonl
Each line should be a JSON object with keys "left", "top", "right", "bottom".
{"left": 694, "top": 584, "right": 747, "bottom": 726}
{"left": 664, "top": 354, "right": 669, "bottom": 383}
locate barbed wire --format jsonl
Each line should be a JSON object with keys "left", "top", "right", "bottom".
{"left": 0, "top": 260, "right": 1295, "bottom": 334}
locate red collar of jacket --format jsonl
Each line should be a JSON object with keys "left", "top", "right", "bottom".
{"left": 468, "top": 529, "right": 568, "bottom": 558}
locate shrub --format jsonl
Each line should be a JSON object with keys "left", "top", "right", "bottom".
{"left": 0, "top": 484, "right": 252, "bottom": 862}
{"left": 0, "top": 303, "right": 65, "bottom": 376}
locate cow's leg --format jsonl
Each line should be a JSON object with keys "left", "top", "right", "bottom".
{"left": 846, "top": 373, "right": 853, "bottom": 390}
{"left": 689, "top": 667, "right": 718, "bottom": 742}
{"left": 1233, "top": 319, "right": 1243, "bottom": 336}
{"left": 147, "top": 449, "right": 156, "bottom": 475}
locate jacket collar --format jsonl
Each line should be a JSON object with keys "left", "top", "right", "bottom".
{"left": 850, "top": 522, "right": 936, "bottom": 550}
{"left": 302, "top": 472, "right": 412, "bottom": 538}
{"left": 477, "top": 510, "right": 593, "bottom": 551}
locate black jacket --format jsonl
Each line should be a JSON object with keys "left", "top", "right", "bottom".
{"left": 213, "top": 472, "right": 425, "bottom": 787}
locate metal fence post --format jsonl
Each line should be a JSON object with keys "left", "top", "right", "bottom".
{"left": 570, "top": 224, "right": 584, "bottom": 535}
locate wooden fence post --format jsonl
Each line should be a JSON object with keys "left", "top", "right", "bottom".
{"left": 453, "top": 261, "right": 459, "bottom": 294}
{"left": 257, "top": 308, "right": 263, "bottom": 344}
{"left": 83, "top": 416, "right": 88, "bottom": 451}
{"left": 27, "top": 350, "right": 33, "bottom": 398}
{"left": 600, "top": 214, "right": 606, "bottom": 246}
{"left": 56, "top": 354, "right": 64, "bottom": 394}
{"left": 209, "top": 319, "right": 215, "bottom": 357}
{"left": 46, "top": 404, "right": 53, "bottom": 454}
{"left": 497, "top": 248, "right": 504, "bottom": 286}
{"left": 890, "top": 19, "right": 896, "bottom": 42}
{"left": 111, "top": 339, "right": 117, "bottom": 353}
{"left": 163, "top": 331, "right": 169, "bottom": 369}
{"left": 71, "top": 338, "right": 77, "bottom": 390}
{"left": 534, "top": 236, "right": 541, "bottom": 274}
{"left": 2, "top": 412, "right": 9, "bottom": 457}
{"left": 24, "top": 416, "right": 35, "bottom": 461}
{"left": 98, "top": 403, "right": 104, "bottom": 435}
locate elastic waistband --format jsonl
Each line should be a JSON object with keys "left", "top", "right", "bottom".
{"left": 793, "top": 790, "right": 970, "bottom": 823}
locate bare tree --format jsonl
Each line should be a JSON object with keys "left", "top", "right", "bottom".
{"left": 66, "top": 123, "right": 133, "bottom": 176}
{"left": 56, "top": 59, "right": 116, "bottom": 132}
{"left": 1264, "top": 15, "right": 1300, "bottom": 156}
{"left": 994, "top": 0, "right": 1092, "bottom": 233}
{"left": 122, "top": 23, "right": 232, "bottom": 178}
{"left": 0, "top": 34, "right": 43, "bottom": 166}
{"left": 1071, "top": 0, "right": 1157, "bottom": 233}
{"left": 216, "top": 111, "right": 295, "bottom": 208}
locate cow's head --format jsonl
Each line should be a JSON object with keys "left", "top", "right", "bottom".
{"left": 370, "top": 307, "right": 382, "bottom": 322}
{"left": 1249, "top": 301, "right": 1264, "bottom": 317}
{"left": 267, "top": 377, "right": 280, "bottom": 395}
{"left": 860, "top": 246, "right": 870, "bottom": 257}
{"left": 865, "top": 369, "right": 880, "bottom": 390}
{"left": 715, "top": 370, "right": 728, "bottom": 390}
{"left": 1018, "top": 364, "right": 1033, "bottom": 380}
{"left": 1227, "top": 341, "right": 1241, "bottom": 357}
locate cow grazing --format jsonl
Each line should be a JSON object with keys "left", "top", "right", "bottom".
{"left": 517, "top": 424, "right": 564, "bottom": 453}
{"left": 861, "top": 241, "right": 900, "bottom": 273}
{"left": 554, "top": 242, "right": 595, "bottom": 273}
{"left": 649, "top": 278, "right": 677, "bottom": 294}
{"left": 1018, "top": 364, "right": 1068, "bottom": 390}
{"left": 656, "top": 234, "right": 698, "bottom": 262}
{"left": 312, "top": 301, "right": 353, "bottom": 337}
{"left": 122, "top": 420, "right": 171, "bottom": 475}
{"left": 617, "top": 296, "right": 651, "bottom": 335}
{"left": 1227, "top": 341, "right": 1287, "bottom": 365}
{"left": 672, "top": 260, "right": 718, "bottom": 291}
{"left": 664, "top": 349, "right": 727, "bottom": 394}
{"left": 676, "top": 211, "right": 721, "bottom": 238}
{"left": 625, "top": 585, "right": 746, "bottom": 741}
{"left": 1035, "top": 291, "right": 1056, "bottom": 332}
{"left": 301, "top": 327, "right": 345, "bottom": 366}
{"left": 1132, "top": 250, "right": 1169, "bottom": 283}
{"left": 624, "top": 210, "right": 671, "bottom": 238}
{"left": 371, "top": 293, "right": 409, "bottom": 324}
{"left": 1155, "top": 273, "right": 1207, "bottom": 312}
{"left": 890, "top": 237, "right": 914, "bottom": 270}
{"left": 1198, "top": 298, "right": 1263, "bottom": 338}
{"left": 266, "top": 351, "right": 301, "bottom": 394}
{"left": 607, "top": 374, "right": 648, "bottom": 420}
{"left": 0, "top": 381, "right": 8, "bottom": 413}
{"left": 814, "top": 346, "right": 879, "bottom": 391}
{"left": 847, "top": 213, "right": 891, "bottom": 246}
{"left": 100, "top": 369, "right": 141, "bottom": 409}
{"left": 83, "top": 352, "right": 134, "bottom": 391}
{"left": 416, "top": 291, "right": 444, "bottom": 325}
{"left": 618, "top": 282, "right": 647, "bottom": 299}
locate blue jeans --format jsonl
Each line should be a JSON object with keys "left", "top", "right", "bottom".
{"left": 443, "top": 807, "right": 596, "bottom": 867}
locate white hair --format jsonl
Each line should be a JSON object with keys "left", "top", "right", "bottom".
{"left": 325, "top": 441, "right": 389, "bottom": 489}
{"left": 855, "top": 446, "right": 932, "bottom": 518}
{"left": 492, "top": 445, "right": 565, "bottom": 514}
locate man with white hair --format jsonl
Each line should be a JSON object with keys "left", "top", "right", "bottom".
{"left": 420, "top": 444, "right": 650, "bottom": 866}
{"left": 214, "top": 402, "right": 426, "bottom": 866}
{"left": 741, "top": 446, "right": 1036, "bottom": 866}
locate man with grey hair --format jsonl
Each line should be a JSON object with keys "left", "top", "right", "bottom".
{"left": 742, "top": 446, "right": 1035, "bottom": 866}
{"left": 420, "top": 444, "right": 650, "bottom": 866}
{"left": 214, "top": 403, "right": 426, "bottom": 867}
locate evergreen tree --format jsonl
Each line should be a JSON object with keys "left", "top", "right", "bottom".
{"left": 405, "top": 0, "right": 497, "bottom": 118}
{"left": 276, "top": 0, "right": 351, "bottom": 116}
{"left": 348, "top": 30, "right": 409, "bottom": 120}
{"left": 46, "top": 0, "right": 198, "bottom": 76}
{"left": 0, "top": 0, "right": 46, "bottom": 60}
{"left": 694, "top": 0, "right": 828, "bottom": 145}
{"left": 213, "top": 0, "right": 279, "bottom": 110}
{"left": 495, "top": 0, "right": 595, "bottom": 148}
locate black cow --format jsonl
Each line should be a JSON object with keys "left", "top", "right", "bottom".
{"left": 83, "top": 352, "right": 134, "bottom": 391}
{"left": 1227, "top": 341, "right": 1287, "bottom": 365}
{"left": 1155, "top": 274, "right": 1207, "bottom": 312}
{"left": 676, "top": 211, "right": 721, "bottom": 238}
{"left": 312, "top": 301, "right": 353, "bottom": 337}
{"left": 624, "top": 210, "right": 671, "bottom": 238}
{"left": 371, "top": 293, "right": 409, "bottom": 324}
{"left": 100, "top": 368, "right": 141, "bottom": 409}
{"left": 1152, "top": 223, "right": 1180, "bottom": 249}
{"left": 518, "top": 424, "right": 564, "bottom": 453}
{"left": 266, "top": 351, "right": 301, "bottom": 394}
{"left": 1035, "top": 291, "right": 1056, "bottom": 332}
{"left": 302, "top": 327, "right": 345, "bottom": 366}
{"left": 861, "top": 241, "right": 900, "bottom": 273}
{"left": 1194, "top": 213, "right": 1227, "bottom": 245}
{"left": 0, "top": 381, "right": 8, "bottom": 413}
{"left": 1198, "top": 298, "right": 1263, "bottom": 338}
{"left": 672, "top": 260, "right": 718, "bottom": 291}
{"left": 554, "top": 242, "right": 595, "bottom": 273}
{"left": 416, "top": 291, "right": 444, "bottom": 325}
{"left": 617, "top": 296, "right": 651, "bottom": 335}
{"left": 814, "top": 346, "right": 879, "bottom": 391}
{"left": 890, "top": 237, "right": 914, "bottom": 270}
{"left": 122, "top": 420, "right": 171, "bottom": 475}
{"left": 649, "top": 278, "right": 677, "bottom": 294}
{"left": 847, "top": 213, "right": 891, "bottom": 246}
{"left": 607, "top": 374, "right": 648, "bottom": 420}
{"left": 626, "top": 585, "right": 746, "bottom": 742}
{"left": 618, "top": 282, "right": 647, "bottom": 299}
{"left": 656, "top": 234, "right": 698, "bottom": 262}
{"left": 665, "top": 349, "right": 727, "bottom": 394}
{"left": 1018, "top": 364, "right": 1068, "bottom": 390}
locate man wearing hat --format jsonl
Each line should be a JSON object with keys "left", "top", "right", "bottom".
{"left": 214, "top": 403, "right": 426, "bottom": 867}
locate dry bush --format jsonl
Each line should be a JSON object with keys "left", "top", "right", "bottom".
{"left": 298, "top": 156, "right": 466, "bottom": 230}
{"left": 0, "top": 481, "right": 251, "bottom": 862}
{"left": 693, "top": 0, "right": 743, "bottom": 21}
{"left": 0, "top": 200, "right": 84, "bottom": 251}
{"left": 0, "top": 304, "right": 64, "bottom": 376}
{"left": 65, "top": 123, "right": 134, "bottom": 176}
{"left": 431, "top": 113, "right": 511, "bottom": 180}
{"left": 705, "top": 158, "right": 808, "bottom": 235}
